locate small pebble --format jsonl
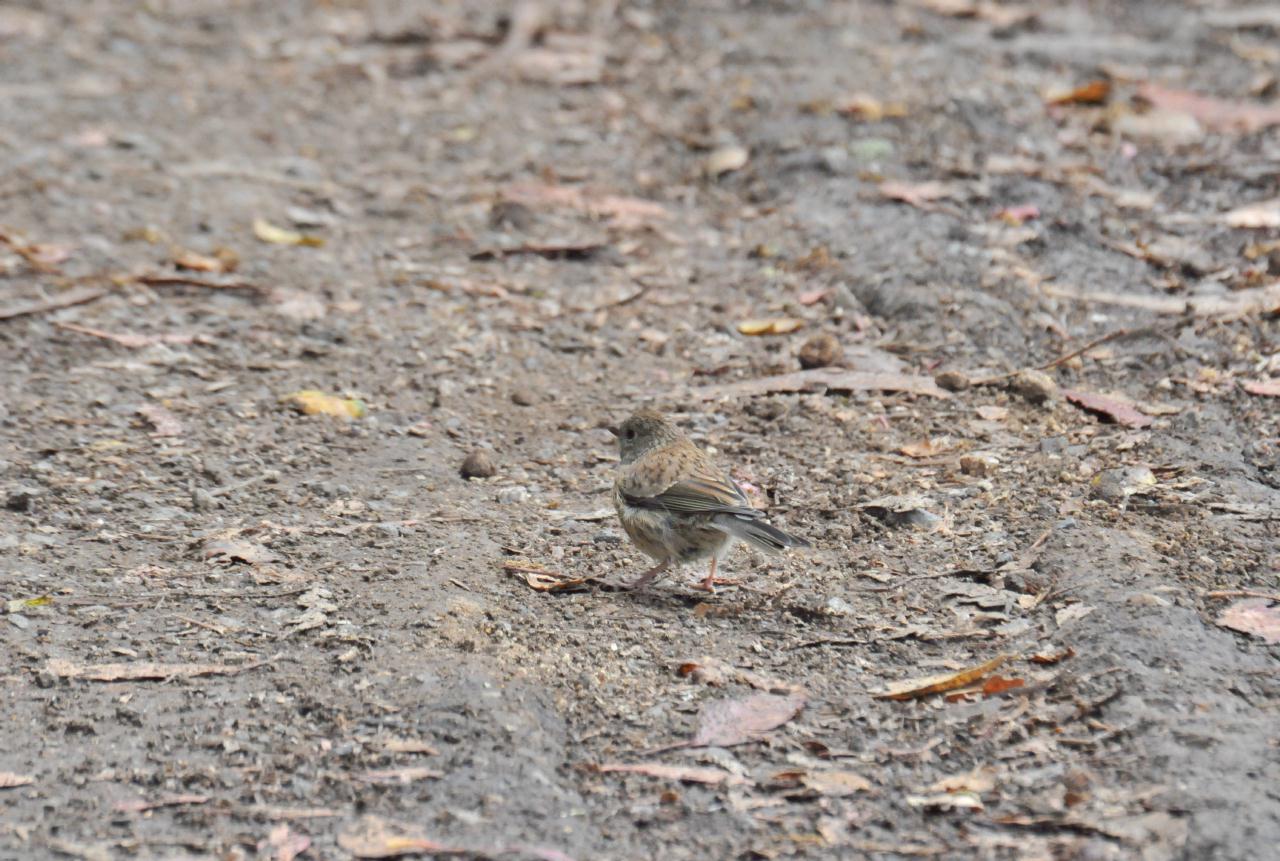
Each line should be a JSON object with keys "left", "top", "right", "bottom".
{"left": 511, "top": 390, "right": 536, "bottom": 407}
{"left": 460, "top": 450, "right": 496, "bottom": 480}
{"left": 798, "top": 332, "right": 843, "bottom": 369}
{"left": 934, "top": 370, "right": 970, "bottom": 392}
{"left": 1010, "top": 369, "right": 1057, "bottom": 404}
{"left": 959, "top": 453, "right": 998, "bottom": 476}
{"left": 496, "top": 486, "right": 529, "bottom": 504}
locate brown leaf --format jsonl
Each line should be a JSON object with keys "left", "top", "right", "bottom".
{"left": 1242, "top": 380, "right": 1280, "bottom": 397}
{"left": 597, "top": 762, "right": 749, "bottom": 786}
{"left": 929, "top": 768, "right": 996, "bottom": 795}
{"left": 1138, "top": 82, "right": 1280, "bottom": 133}
{"left": 1031, "top": 646, "right": 1076, "bottom": 665}
{"left": 692, "top": 692, "right": 805, "bottom": 747}
{"left": 879, "top": 180, "right": 958, "bottom": 209}
{"left": 1061, "top": 388, "right": 1155, "bottom": 428}
{"left": 738, "top": 317, "right": 804, "bottom": 336}
{"left": 833, "top": 93, "right": 907, "bottom": 121}
{"left": 48, "top": 657, "right": 270, "bottom": 682}
{"left": 800, "top": 770, "right": 872, "bottom": 797}
{"left": 1046, "top": 80, "right": 1111, "bottom": 106}
{"left": 980, "top": 675, "right": 1025, "bottom": 697}
{"left": 504, "top": 563, "right": 592, "bottom": 592}
{"left": 137, "top": 404, "right": 184, "bottom": 438}
{"left": 693, "top": 368, "right": 951, "bottom": 400}
{"left": 677, "top": 656, "right": 804, "bottom": 695}
{"left": 114, "top": 794, "right": 210, "bottom": 813}
{"left": 1217, "top": 599, "right": 1280, "bottom": 644}
{"left": 899, "top": 438, "right": 950, "bottom": 458}
{"left": 874, "top": 654, "right": 1009, "bottom": 701}
{"left": 172, "top": 248, "right": 227, "bottom": 272}
{"left": 337, "top": 815, "right": 455, "bottom": 859}
{"left": 0, "top": 772, "right": 34, "bottom": 789}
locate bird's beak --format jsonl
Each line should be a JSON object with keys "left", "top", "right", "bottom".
{"left": 607, "top": 425, "right": 621, "bottom": 438}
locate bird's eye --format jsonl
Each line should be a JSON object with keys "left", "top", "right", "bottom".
{"left": 625, "top": 429, "right": 636, "bottom": 440}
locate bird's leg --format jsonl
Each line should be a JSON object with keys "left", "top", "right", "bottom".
{"left": 624, "top": 559, "right": 670, "bottom": 591}
{"left": 695, "top": 557, "right": 740, "bottom": 593}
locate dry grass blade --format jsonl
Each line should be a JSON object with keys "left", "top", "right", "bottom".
{"left": 875, "top": 655, "right": 1010, "bottom": 701}
{"left": 0, "top": 286, "right": 108, "bottom": 321}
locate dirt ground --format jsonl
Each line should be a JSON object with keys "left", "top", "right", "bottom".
{"left": 2, "top": 1, "right": 1278, "bottom": 859}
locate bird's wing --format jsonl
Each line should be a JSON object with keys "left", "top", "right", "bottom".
{"left": 619, "top": 442, "right": 760, "bottom": 518}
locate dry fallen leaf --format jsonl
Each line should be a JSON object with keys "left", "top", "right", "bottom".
{"left": 504, "top": 562, "right": 592, "bottom": 592}
{"left": 706, "top": 145, "right": 750, "bottom": 177}
{"left": 899, "top": 438, "right": 951, "bottom": 458}
{"left": 834, "top": 93, "right": 907, "bottom": 121}
{"left": 262, "top": 824, "right": 311, "bottom": 861}
{"left": 1061, "top": 388, "right": 1155, "bottom": 429}
{"left": 995, "top": 203, "right": 1040, "bottom": 225}
{"left": 691, "top": 692, "right": 805, "bottom": 747}
{"left": 173, "top": 247, "right": 237, "bottom": 273}
{"left": 1138, "top": 82, "right": 1280, "bottom": 133}
{"left": 47, "top": 657, "right": 269, "bottom": 682}
{"left": 282, "top": 390, "right": 367, "bottom": 419}
{"left": 597, "top": 762, "right": 749, "bottom": 786}
{"left": 1242, "top": 380, "right": 1280, "bottom": 397}
{"left": 1222, "top": 199, "right": 1280, "bottom": 229}
{"left": 879, "top": 180, "right": 958, "bottom": 209}
{"left": 1046, "top": 80, "right": 1111, "bottom": 106}
{"left": 0, "top": 772, "right": 34, "bottom": 789}
{"left": 906, "top": 791, "right": 984, "bottom": 811}
{"left": 337, "top": 815, "right": 455, "bottom": 859}
{"left": 500, "top": 183, "right": 668, "bottom": 227}
{"left": 874, "top": 654, "right": 1009, "bottom": 701}
{"left": 115, "top": 794, "right": 210, "bottom": 813}
{"left": 253, "top": 217, "right": 324, "bottom": 247}
{"left": 1031, "top": 646, "right": 1075, "bottom": 664}
{"left": 137, "top": 403, "right": 184, "bottom": 437}
{"left": 1216, "top": 599, "right": 1280, "bottom": 644}
{"left": 738, "top": 318, "right": 804, "bottom": 336}
{"left": 356, "top": 767, "right": 443, "bottom": 785}
{"left": 929, "top": 768, "right": 996, "bottom": 795}
{"left": 800, "top": 770, "right": 872, "bottom": 797}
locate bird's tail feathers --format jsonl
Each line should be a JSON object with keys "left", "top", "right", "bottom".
{"left": 711, "top": 514, "right": 810, "bottom": 554}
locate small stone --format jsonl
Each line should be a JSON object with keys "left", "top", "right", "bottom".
{"left": 934, "top": 370, "right": 970, "bottom": 392}
{"left": 460, "top": 450, "right": 496, "bottom": 480}
{"left": 496, "top": 486, "right": 529, "bottom": 504}
{"left": 1009, "top": 369, "right": 1057, "bottom": 404}
{"left": 798, "top": 332, "right": 843, "bottom": 370}
{"left": 5, "top": 487, "right": 41, "bottom": 512}
{"left": 823, "top": 596, "right": 855, "bottom": 616}
{"left": 511, "top": 390, "right": 536, "bottom": 406}
{"left": 959, "top": 453, "right": 998, "bottom": 476}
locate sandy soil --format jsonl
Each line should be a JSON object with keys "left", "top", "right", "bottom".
{"left": 1, "top": 2, "right": 1278, "bottom": 859}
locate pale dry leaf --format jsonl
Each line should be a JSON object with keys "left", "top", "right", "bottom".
{"left": 801, "top": 770, "right": 872, "bottom": 797}
{"left": 874, "top": 655, "right": 1009, "bottom": 701}
{"left": 1242, "top": 380, "right": 1280, "bottom": 397}
{"left": 737, "top": 317, "right": 804, "bottom": 336}
{"left": 356, "top": 767, "right": 444, "bottom": 784}
{"left": 253, "top": 217, "right": 324, "bottom": 247}
{"left": 47, "top": 658, "right": 268, "bottom": 682}
{"left": 706, "top": 145, "right": 750, "bottom": 177}
{"left": 264, "top": 823, "right": 311, "bottom": 861}
{"left": 1216, "top": 599, "right": 1280, "bottom": 644}
{"left": 879, "top": 180, "right": 958, "bottom": 208}
{"left": 597, "top": 762, "right": 749, "bottom": 786}
{"left": 1061, "top": 389, "right": 1154, "bottom": 429}
{"left": 137, "top": 403, "right": 184, "bottom": 437}
{"left": 337, "top": 815, "right": 454, "bottom": 859}
{"left": 1222, "top": 199, "right": 1280, "bottom": 229}
{"left": 282, "top": 390, "right": 367, "bottom": 419}
{"left": 0, "top": 772, "right": 34, "bottom": 789}
{"left": 692, "top": 692, "right": 805, "bottom": 747}
{"left": 1138, "top": 83, "right": 1280, "bottom": 133}
{"left": 929, "top": 767, "right": 997, "bottom": 795}
{"left": 204, "top": 538, "right": 282, "bottom": 565}
{"left": 114, "top": 794, "right": 210, "bottom": 813}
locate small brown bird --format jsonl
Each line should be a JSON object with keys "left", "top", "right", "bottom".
{"left": 610, "top": 409, "right": 809, "bottom": 592}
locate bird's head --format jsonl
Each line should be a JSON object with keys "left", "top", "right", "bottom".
{"left": 610, "top": 409, "right": 682, "bottom": 464}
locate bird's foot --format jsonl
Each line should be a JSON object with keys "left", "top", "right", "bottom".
{"left": 693, "top": 576, "right": 741, "bottom": 594}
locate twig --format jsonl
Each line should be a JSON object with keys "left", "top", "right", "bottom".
{"left": 0, "top": 286, "right": 109, "bottom": 321}
{"left": 135, "top": 274, "right": 264, "bottom": 292}
{"left": 1035, "top": 328, "right": 1133, "bottom": 371}
{"left": 0, "top": 228, "right": 62, "bottom": 273}
{"left": 1204, "top": 589, "right": 1280, "bottom": 602}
